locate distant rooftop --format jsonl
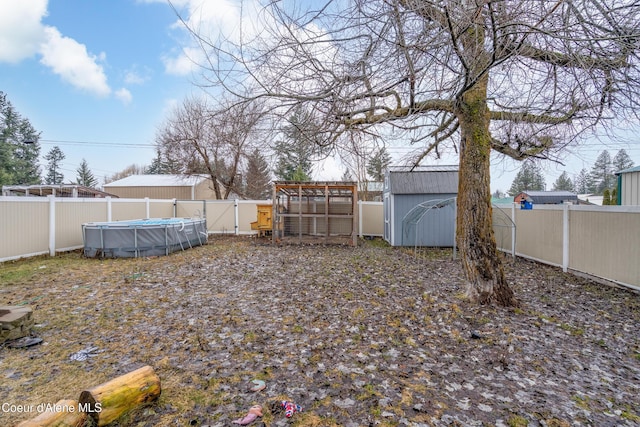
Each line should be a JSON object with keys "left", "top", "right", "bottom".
{"left": 617, "top": 165, "right": 640, "bottom": 174}
{"left": 104, "top": 174, "right": 210, "bottom": 187}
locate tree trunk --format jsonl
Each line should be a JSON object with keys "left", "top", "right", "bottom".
{"left": 455, "top": 76, "right": 519, "bottom": 307}
{"left": 16, "top": 400, "right": 87, "bottom": 427}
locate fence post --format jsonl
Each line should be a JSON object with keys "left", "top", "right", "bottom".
{"left": 107, "top": 197, "right": 112, "bottom": 222}
{"left": 358, "top": 200, "right": 363, "bottom": 237}
{"left": 511, "top": 202, "right": 516, "bottom": 258}
{"left": 562, "top": 203, "right": 570, "bottom": 272}
{"left": 145, "top": 197, "right": 150, "bottom": 218}
{"left": 48, "top": 195, "right": 56, "bottom": 257}
{"left": 234, "top": 199, "right": 239, "bottom": 235}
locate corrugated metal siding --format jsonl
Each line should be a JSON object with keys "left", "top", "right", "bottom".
{"left": 389, "top": 171, "right": 458, "bottom": 194}
{"left": 194, "top": 180, "right": 218, "bottom": 200}
{"left": 107, "top": 186, "right": 194, "bottom": 200}
{"left": 391, "top": 194, "right": 456, "bottom": 246}
{"left": 622, "top": 171, "right": 640, "bottom": 205}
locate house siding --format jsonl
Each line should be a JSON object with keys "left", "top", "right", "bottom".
{"left": 621, "top": 171, "right": 640, "bottom": 205}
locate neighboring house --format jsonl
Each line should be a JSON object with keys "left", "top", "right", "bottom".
{"left": 383, "top": 165, "right": 458, "bottom": 247}
{"left": 103, "top": 174, "right": 226, "bottom": 200}
{"left": 616, "top": 165, "right": 640, "bottom": 205}
{"left": 514, "top": 190, "right": 578, "bottom": 205}
{"left": 1, "top": 184, "right": 117, "bottom": 198}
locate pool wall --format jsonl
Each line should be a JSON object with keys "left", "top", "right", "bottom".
{"left": 82, "top": 218, "right": 207, "bottom": 258}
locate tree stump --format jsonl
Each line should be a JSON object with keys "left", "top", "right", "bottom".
{"left": 78, "top": 365, "right": 161, "bottom": 426}
{"left": 0, "top": 305, "right": 34, "bottom": 343}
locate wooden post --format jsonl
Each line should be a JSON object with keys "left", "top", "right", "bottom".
{"left": 16, "top": 399, "right": 87, "bottom": 427}
{"left": 78, "top": 365, "right": 161, "bottom": 426}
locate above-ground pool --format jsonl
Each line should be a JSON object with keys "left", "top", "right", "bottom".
{"left": 82, "top": 218, "right": 207, "bottom": 258}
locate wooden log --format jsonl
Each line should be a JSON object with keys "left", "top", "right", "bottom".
{"left": 78, "top": 365, "right": 161, "bottom": 426}
{"left": 16, "top": 399, "right": 87, "bottom": 427}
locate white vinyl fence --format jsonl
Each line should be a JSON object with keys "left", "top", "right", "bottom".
{"left": 1, "top": 196, "right": 638, "bottom": 290}
{"left": 0, "top": 197, "right": 383, "bottom": 262}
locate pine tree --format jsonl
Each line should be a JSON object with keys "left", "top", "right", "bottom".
{"left": 612, "top": 149, "right": 634, "bottom": 173}
{"left": 602, "top": 189, "right": 611, "bottom": 205}
{"left": 273, "top": 108, "right": 319, "bottom": 181}
{"left": 0, "top": 91, "right": 41, "bottom": 185}
{"left": 75, "top": 159, "right": 98, "bottom": 188}
{"left": 573, "top": 169, "right": 590, "bottom": 194}
{"left": 590, "top": 150, "right": 614, "bottom": 195}
{"left": 551, "top": 171, "right": 574, "bottom": 192}
{"left": 44, "top": 146, "right": 65, "bottom": 185}
{"left": 366, "top": 147, "right": 392, "bottom": 181}
{"left": 244, "top": 148, "right": 272, "bottom": 199}
{"left": 508, "top": 161, "right": 545, "bottom": 195}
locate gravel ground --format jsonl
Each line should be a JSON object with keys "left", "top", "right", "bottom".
{"left": 1, "top": 235, "right": 639, "bottom": 426}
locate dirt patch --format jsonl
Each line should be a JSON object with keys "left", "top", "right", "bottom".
{"left": 1, "top": 236, "right": 639, "bottom": 426}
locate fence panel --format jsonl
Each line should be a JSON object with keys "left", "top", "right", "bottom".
{"left": 0, "top": 197, "right": 50, "bottom": 260}
{"left": 514, "top": 206, "right": 564, "bottom": 266}
{"left": 569, "top": 207, "right": 640, "bottom": 286}
{"left": 55, "top": 199, "right": 108, "bottom": 251}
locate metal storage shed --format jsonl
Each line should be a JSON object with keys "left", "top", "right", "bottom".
{"left": 103, "top": 174, "right": 222, "bottom": 200}
{"left": 616, "top": 165, "right": 640, "bottom": 205}
{"left": 383, "top": 165, "right": 458, "bottom": 247}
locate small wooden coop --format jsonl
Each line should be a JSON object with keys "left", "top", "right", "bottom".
{"left": 272, "top": 181, "right": 358, "bottom": 246}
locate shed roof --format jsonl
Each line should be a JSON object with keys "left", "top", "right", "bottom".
{"left": 616, "top": 165, "right": 640, "bottom": 174}
{"left": 518, "top": 191, "right": 578, "bottom": 204}
{"left": 104, "top": 174, "right": 209, "bottom": 188}
{"left": 386, "top": 165, "right": 458, "bottom": 194}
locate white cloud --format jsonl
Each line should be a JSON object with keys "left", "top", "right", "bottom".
{"left": 124, "top": 66, "right": 152, "bottom": 85}
{"left": 115, "top": 88, "right": 133, "bottom": 105}
{"left": 0, "top": 0, "right": 48, "bottom": 63}
{"left": 0, "top": 1, "right": 132, "bottom": 102}
{"left": 162, "top": 46, "right": 204, "bottom": 76}
{"left": 162, "top": 0, "right": 260, "bottom": 76}
{"left": 39, "top": 26, "right": 111, "bottom": 97}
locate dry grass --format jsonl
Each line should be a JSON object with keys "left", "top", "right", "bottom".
{"left": 1, "top": 235, "right": 639, "bottom": 426}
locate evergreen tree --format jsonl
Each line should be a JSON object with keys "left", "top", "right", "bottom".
{"left": 44, "top": 146, "right": 65, "bottom": 185}
{"left": 146, "top": 149, "right": 169, "bottom": 174}
{"left": 508, "top": 161, "right": 545, "bottom": 195}
{"left": 611, "top": 187, "right": 618, "bottom": 205}
{"left": 244, "top": 148, "right": 272, "bottom": 199}
{"left": 573, "top": 169, "right": 590, "bottom": 194}
{"left": 341, "top": 168, "right": 354, "bottom": 181}
{"left": 273, "top": 108, "right": 319, "bottom": 181}
{"left": 612, "top": 149, "right": 634, "bottom": 173}
{"left": 590, "top": 150, "right": 614, "bottom": 194}
{"left": 75, "top": 159, "right": 98, "bottom": 187}
{"left": 602, "top": 189, "right": 611, "bottom": 205}
{"left": 551, "top": 171, "right": 574, "bottom": 192}
{"left": 366, "top": 147, "right": 392, "bottom": 181}
{"left": 0, "top": 91, "right": 41, "bottom": 185}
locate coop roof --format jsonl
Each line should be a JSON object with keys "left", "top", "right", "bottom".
{"left": 386, "top": 165, "right": 458, "bottom": 194}
{"left": 274, "top": 181, "right": 357, "bottom": 198}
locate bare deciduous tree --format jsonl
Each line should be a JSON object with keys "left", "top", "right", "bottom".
{"left": 177, "top": 0, "right": 640, "bottom": 305}
{"left": 156, "top": 96, "right": 265, "bottom": 199}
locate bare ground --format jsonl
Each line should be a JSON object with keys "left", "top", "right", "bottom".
{"left": 1, "top": 236, "right": 639, "bottom": 427}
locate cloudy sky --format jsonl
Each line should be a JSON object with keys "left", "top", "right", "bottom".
{"left": 1, "top": 0, "right": 637, "bottom": 191}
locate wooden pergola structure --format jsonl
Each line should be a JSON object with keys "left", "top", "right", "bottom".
{"left": 272, "top": 181, "right": 358, "bottom": 246}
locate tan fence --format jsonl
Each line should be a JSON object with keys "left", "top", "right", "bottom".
{"left": 493, "top": 203, "right": 640, "bottom": 290}
{"left": 0, "top": 197, "right": 384, "bottom": 262}
{"left": 1, "top": 197, "right": 638, "bottom": 290}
